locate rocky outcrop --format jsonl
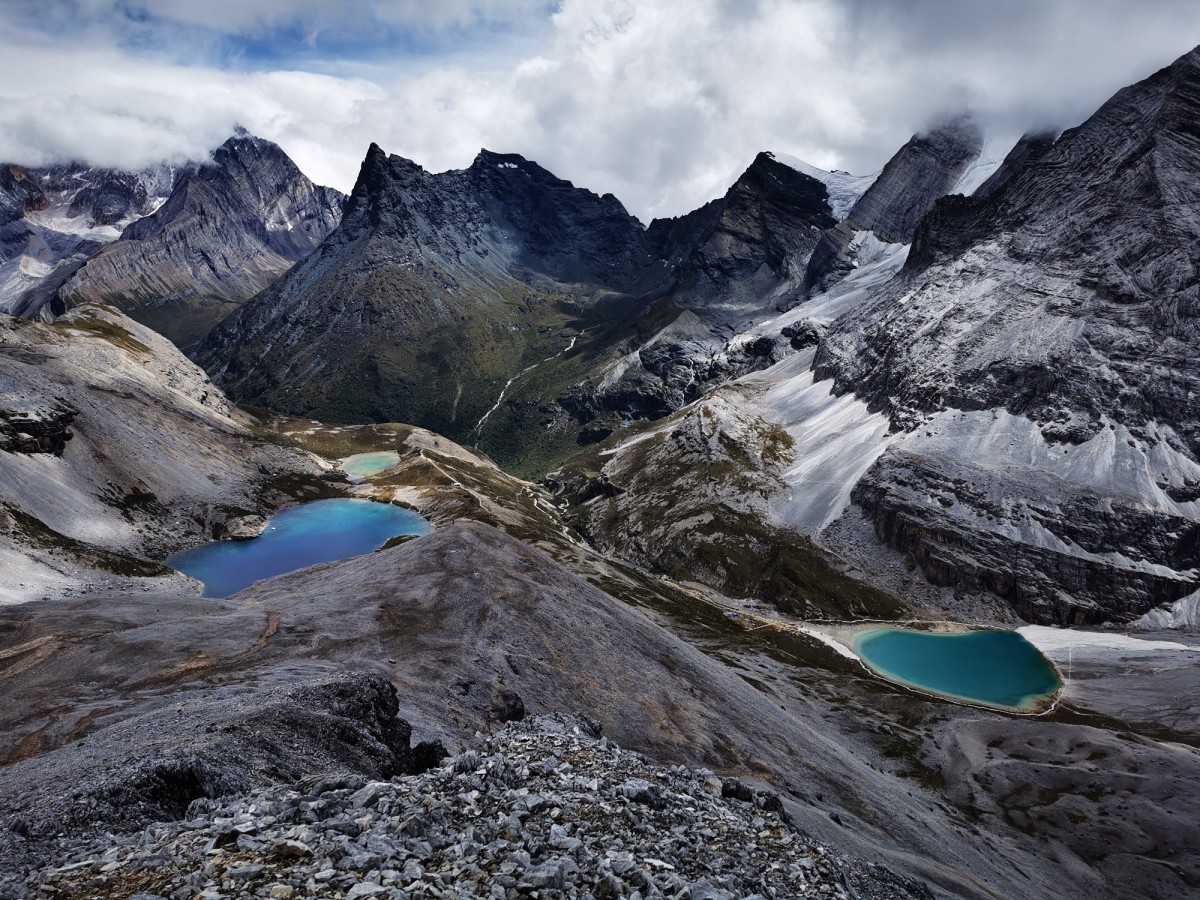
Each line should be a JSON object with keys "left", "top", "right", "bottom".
{"left": 0, "top": 672, "right": 437, "bottom": 890}
{"left": 808, "top": 46, "right": 1200, "bottom": 622}
{"left": 49, "top": 132, "right": 344, "bottom": 347}
{"left": 16, "top": 714, "right": 930, "bottom": 900}
{"left": 971, "top": 131, "right": 1057, "bottom": 200}
{"left": 0, "top": 399, "right": 76, "bottom": 455}
{"left": 805, "top": 116, "right": 983, "bottom": 292}
{"left": 222, "top": 513, "right": 268, "bottom": 540}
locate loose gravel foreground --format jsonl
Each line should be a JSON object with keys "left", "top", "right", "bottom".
{"left": 24, "top": 714, "right": 930, "bottom": 899}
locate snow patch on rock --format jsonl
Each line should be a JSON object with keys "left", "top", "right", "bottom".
{"left": 766, "top": 151, "right": 877, "bottom": 220}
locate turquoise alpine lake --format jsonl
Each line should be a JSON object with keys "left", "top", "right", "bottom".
{"left": 340, "top": 451, "right": 402, "bottom": 477}
{"left": 851, "top": 628, "right": 1061, "bottom": 711}
{"left": 167, "top": 498, "right": 430, "bottom": 598}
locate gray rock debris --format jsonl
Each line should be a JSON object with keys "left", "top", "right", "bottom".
{"left": 23, "top": 714, "right": 930, "bottom": 900}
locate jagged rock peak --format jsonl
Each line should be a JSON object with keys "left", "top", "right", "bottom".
{"left": 763, "top": 152, "right": 877, "bottom": 221}
{"left": 468, "top": 147, "right": 639, "bottom": 220}
{"left": 645, "top": 149, "right": 837, "bottom": 288}
{"left": 802, "top": 113, "right": 983, "bottom": 292}
{"left": 43, "top": 130, "right": 346, "bottom": 346}
{"left": 843, "top": 113, "right": 983, "bottom": 243}
{"left": 972, "top": 130, "right": 1058, "bottom": 200}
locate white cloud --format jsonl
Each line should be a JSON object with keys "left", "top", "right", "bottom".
{"left": 1, "top": 0, "right": 1199, "bottom": 220}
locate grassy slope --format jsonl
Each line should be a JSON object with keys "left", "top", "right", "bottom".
{"left": 475, "top": 294, "right": 683, "bottom": 479}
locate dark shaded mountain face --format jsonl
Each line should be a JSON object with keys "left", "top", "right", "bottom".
{"left": 0, "top": 166, "right": 48, "bottom": 225}
{"left": 47, "top": 133, "right": 344, "bottom": 347}
{"left": 805, "top": 116, "right": 983, "bottom": 292}
{"left": 196, "top": 144, "right": 673, "bottom": 449}
{"left": 196, "top": 145, "right": 845, "bottom": 468}
{"left": 648, "top": 151, "right": 836, "bottom": 316}
{"left": 811, "top": 46, "right": 1200, "bottom": 622}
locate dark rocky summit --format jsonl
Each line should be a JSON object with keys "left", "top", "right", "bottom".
{"left": 0, "top": 165, "right": 50, "bottom": 224}
{"left": 38, "top": 162, "right": 176, "bottom": 226}
{"left": 647, "top": 150, "right": 837, "bottom": 317}
{"left": 196, "top": 142, "right": 843, "bottom": 469}
{"left": 196, "top": 143, "right": 672, "bottom": 448}
{"left": 47, "top": 132, "right": 344, "bottom": 346}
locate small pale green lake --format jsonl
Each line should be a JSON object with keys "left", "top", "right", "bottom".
{"left": 851, "top": 628, "right": 1061, "bottom": 712}
{"left": 340, "top": 451, "right": 402, "bottom": 477}
{"left": 167, "top": 498, "right": 429, "bottom": 598}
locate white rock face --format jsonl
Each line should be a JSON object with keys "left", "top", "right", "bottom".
{"left": 0, "top": 162, "right": 175, "bottom": 318}
{"left": 801, "top": 48, "right": 1200, "bottom": 624}
{"left": 1130, "top": 590, "right": 1200, "bottom": 631}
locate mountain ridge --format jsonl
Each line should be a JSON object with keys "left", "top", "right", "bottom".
{"left": 47, "top": 131, "right": 345, "bottom": 347}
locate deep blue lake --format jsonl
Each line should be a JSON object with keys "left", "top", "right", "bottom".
{"left": 167, "top": 498, "right": 430, "bottom": 598}
{"left": 852, "top": 628, "right": 1061, "bottom": 711}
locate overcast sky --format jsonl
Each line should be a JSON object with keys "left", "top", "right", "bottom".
{"left": 2, "top": 0, "right": 1198, "bottom": 220}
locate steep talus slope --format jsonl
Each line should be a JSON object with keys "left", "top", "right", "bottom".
{"left": 3, "top": 523, "right": 1198, "bottom": 899}
{"left": 810, "top": 47, "right": 1200, "bottom": 623}
{"left": 49, "top": 132, "right": 344, "bottom": 346}
{"left": 0, "top": 304, "right": 324, "bottom": 603}
{"left": 805, "top": 116, "right": 984, "bottom": 292}
{"left": 21, "top": 714, "right": 934, "bottom": 900}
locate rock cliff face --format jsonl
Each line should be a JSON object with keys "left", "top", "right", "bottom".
{"left": 0, "top": 162, "right": 176, "bottom": 319}
{"left": 809, "top": 46, "right": 1200, "bottom": 622}
{"left": 49, "top": 133, "right": 344, "bottom": 347}
{"left": 805, "top": 116, "right": 984, "bottom": 292}
{"left": 647, "top": 151, "right": 837, "bottom": 318}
